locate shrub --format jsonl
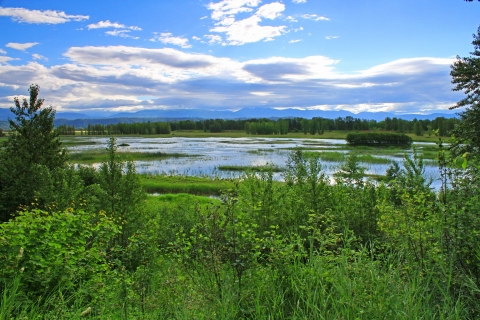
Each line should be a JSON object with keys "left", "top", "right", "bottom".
{"left": 346, "top": 132, "right": 412, "bottom": 145}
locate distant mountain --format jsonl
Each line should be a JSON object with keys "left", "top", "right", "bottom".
{"left": 0, "top": 108, "right": 12, "bottom": 121}
{"left": 0, "top": 120, "right": 8, "bottom": 130}
{"left": 108, "top": 108, "right": 458, "bottom": 121}
{"left": 1, "top": 107, "right": 459, "bottom": 125}
{"left": 55, "top": 112, "right": 91, "bottom": 120}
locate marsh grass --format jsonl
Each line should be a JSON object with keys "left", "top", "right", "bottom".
{"left": 68, "top": 151, "right": 195, "bottom": 164}
{"left": 140, "top": 174, "right": 236, "bottom": 195}
{"left": 57, "top": 130, "right": 438, "bottom": 142}
{"left": 303, "top": 151, "right": 394, "bottom": 165}
{"left": 217, "top": 165, "right": 284, "bottom": 172}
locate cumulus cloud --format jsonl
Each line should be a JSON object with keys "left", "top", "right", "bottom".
{"left": 256, "top": 2, "right": 285, "bottom": 19}
{"left": 243, "top": 56, "right": 340, "bottom": 82}
{"left": 105, "top": 29, "right": 139, "bottom": 39}
{"left": 0, "top": 56, "right": 15, "bottom": 63}
{"left": 325, "top": 36, "right": 339, "bottom": 40}
{"left": 64, "top": 46, "right": 205, "bottom": 67}
{"left": 87, "top": 20, "right": 141, "bottom": 30}
{"left": 286, "top": 16, "right": 298, "bottom": 22}
{"left": 207, "top": 0, "right": 262, "bottom": 21}
{"left": 302, "top": 14, "right": 329, "bottom": 21}
{"left": 207, "top": 1, "right": 287, "bottom": 45}
{"left": 0, "top": 44, "right": 462, "bottom": 114}
{"left": 0, "top": 6, "right": 88, "bottom": 24}
{"left": 0, "top": 49, "right": 6, "bottom": 55}
{"left": 292, "top": 0, "right": 307, "bottom": 3}
{"left": 6, "top": 42, "right": 38, "bottom": 51}
{"left": 150, "top": 33, "right": 192, "bottom": 48}
{"left": 32, "top": 53, "right": 48, "bottom": 61}
{"left": 204, "top": 34, "right": 223, "bottom": 44}
{"left": 289, "top": 39, "right": 302, "bottom": 43}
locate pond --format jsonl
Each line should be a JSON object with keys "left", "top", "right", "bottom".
{"left": 67, "top": 136, "right": 443, "bottom": 188}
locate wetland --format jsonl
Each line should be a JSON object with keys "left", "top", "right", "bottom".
{"left": 64, "top": 135, "right": 444, "bottom": 189}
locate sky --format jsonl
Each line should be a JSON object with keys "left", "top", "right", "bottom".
{"left": 0, "top": 0, "right": 479, "bottom": 115}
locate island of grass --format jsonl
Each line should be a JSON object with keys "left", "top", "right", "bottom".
{"left": 346, "top": 132, "right": 413, "bottom": 146}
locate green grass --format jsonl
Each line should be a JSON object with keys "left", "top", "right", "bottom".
{"left": 303, "top": 151, "right": 395, "bottom": 165}
{"left": 58, "top": 130, "right": 446, "bottom": 142}
{"left": 140, "top": 174, "right": 236, "bottom": 195}
{"left": 68, "top": 151, "right": 195, "bottom": 164}
{"left": 217, "top": 165, "right": 283, "bottom": 172}
{"left": 146, "top": 193, "right": 221, "bottom": 212}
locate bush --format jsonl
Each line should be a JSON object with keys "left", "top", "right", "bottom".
{"left": 346, "top": 132, "right": 412, "bottom": 145}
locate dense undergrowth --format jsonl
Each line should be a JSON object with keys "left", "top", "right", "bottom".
{"left": 0, "top": 138, "right": 479, "bottom": 319}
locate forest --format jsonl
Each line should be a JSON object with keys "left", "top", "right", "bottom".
{"left": 55, "top": 115, "right": 458, "bottom": 137}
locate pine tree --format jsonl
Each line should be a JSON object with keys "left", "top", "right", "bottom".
{"left": 450, "top": 26, "right": 480, "bottom": 158}
{"left": 0, "top": 84, "right": 67, "bottom": 221}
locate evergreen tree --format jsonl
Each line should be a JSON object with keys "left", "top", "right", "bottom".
{"left": 450, "top": 26, "right": 480, "bottom": 158}
{"left": 0, "top": 84, "right": 67, "bottom": 221}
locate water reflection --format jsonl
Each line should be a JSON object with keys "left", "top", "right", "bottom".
{"left": 68, "top": 137, "right": 442, "bottom": 188}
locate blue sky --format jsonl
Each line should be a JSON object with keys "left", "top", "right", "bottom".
{"left": 0, "top": 0, "right": 479, "bottom": 115}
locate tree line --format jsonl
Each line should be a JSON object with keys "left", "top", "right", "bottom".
{"left": 54, "top": 115, "right": 459, "bottom": 137}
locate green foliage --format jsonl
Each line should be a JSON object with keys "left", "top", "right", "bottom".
{"left": 0, "top": 208, "right": 119, "bottom": 300}
{"left": 346, "top": 132, "right": 413, "bottom": 145}
{"left": 333, "top": 153, "right": 366, "bottom": 186}
{"left": 450, "top": 26, "right": 480, "bottom": 159}
{"left": 0, "top": 85, "right": 67, "bottom": 221}
{"left": 98, "top": 137, "right": 146, "bottom": 252}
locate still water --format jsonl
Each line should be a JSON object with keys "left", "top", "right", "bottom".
{"left": 68, "top": 136, "right": 442, "bottom": 188}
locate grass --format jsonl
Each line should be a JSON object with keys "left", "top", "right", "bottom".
{"left": 58, "top": 130, "right": 447, "bottom": 143}
{"left": 302, "top": 151, "right": 395, "bottom": 165}
{"left": 68, "top": 151, "right": 195, "bottom": 164}
{"left": 217, "top": 165, "right": 284, "bottom": 172}
{"left": 140, "top": 174, "right": 236, "bottom": 195}
{"left": 146, "top": 193, "right": 221, "bottom": 212}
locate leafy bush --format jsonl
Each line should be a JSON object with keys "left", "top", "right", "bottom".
{"left": 0, "top": 208, "right": 119, "bottom": 299}
{"left": 346, "top": 132, "right": 412, "bottom": 145}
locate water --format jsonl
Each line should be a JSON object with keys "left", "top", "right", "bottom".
{"left": 67, "top": 136, "right": 442, "bottom": 188}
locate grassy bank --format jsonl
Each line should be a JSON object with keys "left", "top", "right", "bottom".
{"left": 68, "top": 151, "right": 194, "bottom": 164}
{"left": 217, "top": 164, "right": 283, "bottom": 172}
{"left": 60, "top": 130, "right": 443, "bottom": 143}
{"left": 140, "top": 174, "right": 236, "bottom": 195}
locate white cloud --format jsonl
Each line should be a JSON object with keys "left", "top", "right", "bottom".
{"left": 289, "top": 39, "right": 302, "bottom": 43}
{"left": 200, "top": 16, "right": 208, "bottom": 20}
{"left": 105, "top": 29, "right": 139, "bottom": 39}
{"left": 207, "top": 1, "right": 287, "bottom": 45}
{"left": 207, "top": 0, "right": 261, "bottom": 21}
{"left": 0, "top": 49, "right": 6, "bottom": 54}
{"left": 63, "top": 46, "right": 242, "bottom": 76}
{"left": 292, "top": 0, "right": 307, "bottom": 3}
{"left": 6, "top": 42, "right": 39, "bottom": 51}
{"left": 211, "top": 15, "right": 286, "bottom": 45}
{"left": 0, "top": 6, "right": 88, "bottom": 24}
{"left": 256, "top": 3, "right": 285, "bottom": 20}
{"left": 325, "top": 36, "right": 339, "bottom": 40}
{"left": 151, "top": 33, "right": 192, "bottom": 48}
{"left": 192, "top": 36, "right": 202, "bottom": 41}
{"left": 0, "top": 46, "right": 461, "bottom": 115}
{"left": 87, "top": 20, "right": 141, "bottom": 30}
{"left": 243, "top": 56, "right": 340, "bottom": 82}
{"left": 286, "top": 16, "right": 298, "bottom": 22}
{"left": 32, "top": 53, "right": 48, "bottom": 61}
{"left": 204, "top": 34, "right": 223, "bottom": 44}
{"left": 302, "top": 14, "right": 329, "bottom": 21}
{"left": 0, "top": 56, "right": 15, "bottom": 63}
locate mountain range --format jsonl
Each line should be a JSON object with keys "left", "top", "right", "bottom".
{"left": 0, "top": 108, "right": 459, "bottom": 129}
